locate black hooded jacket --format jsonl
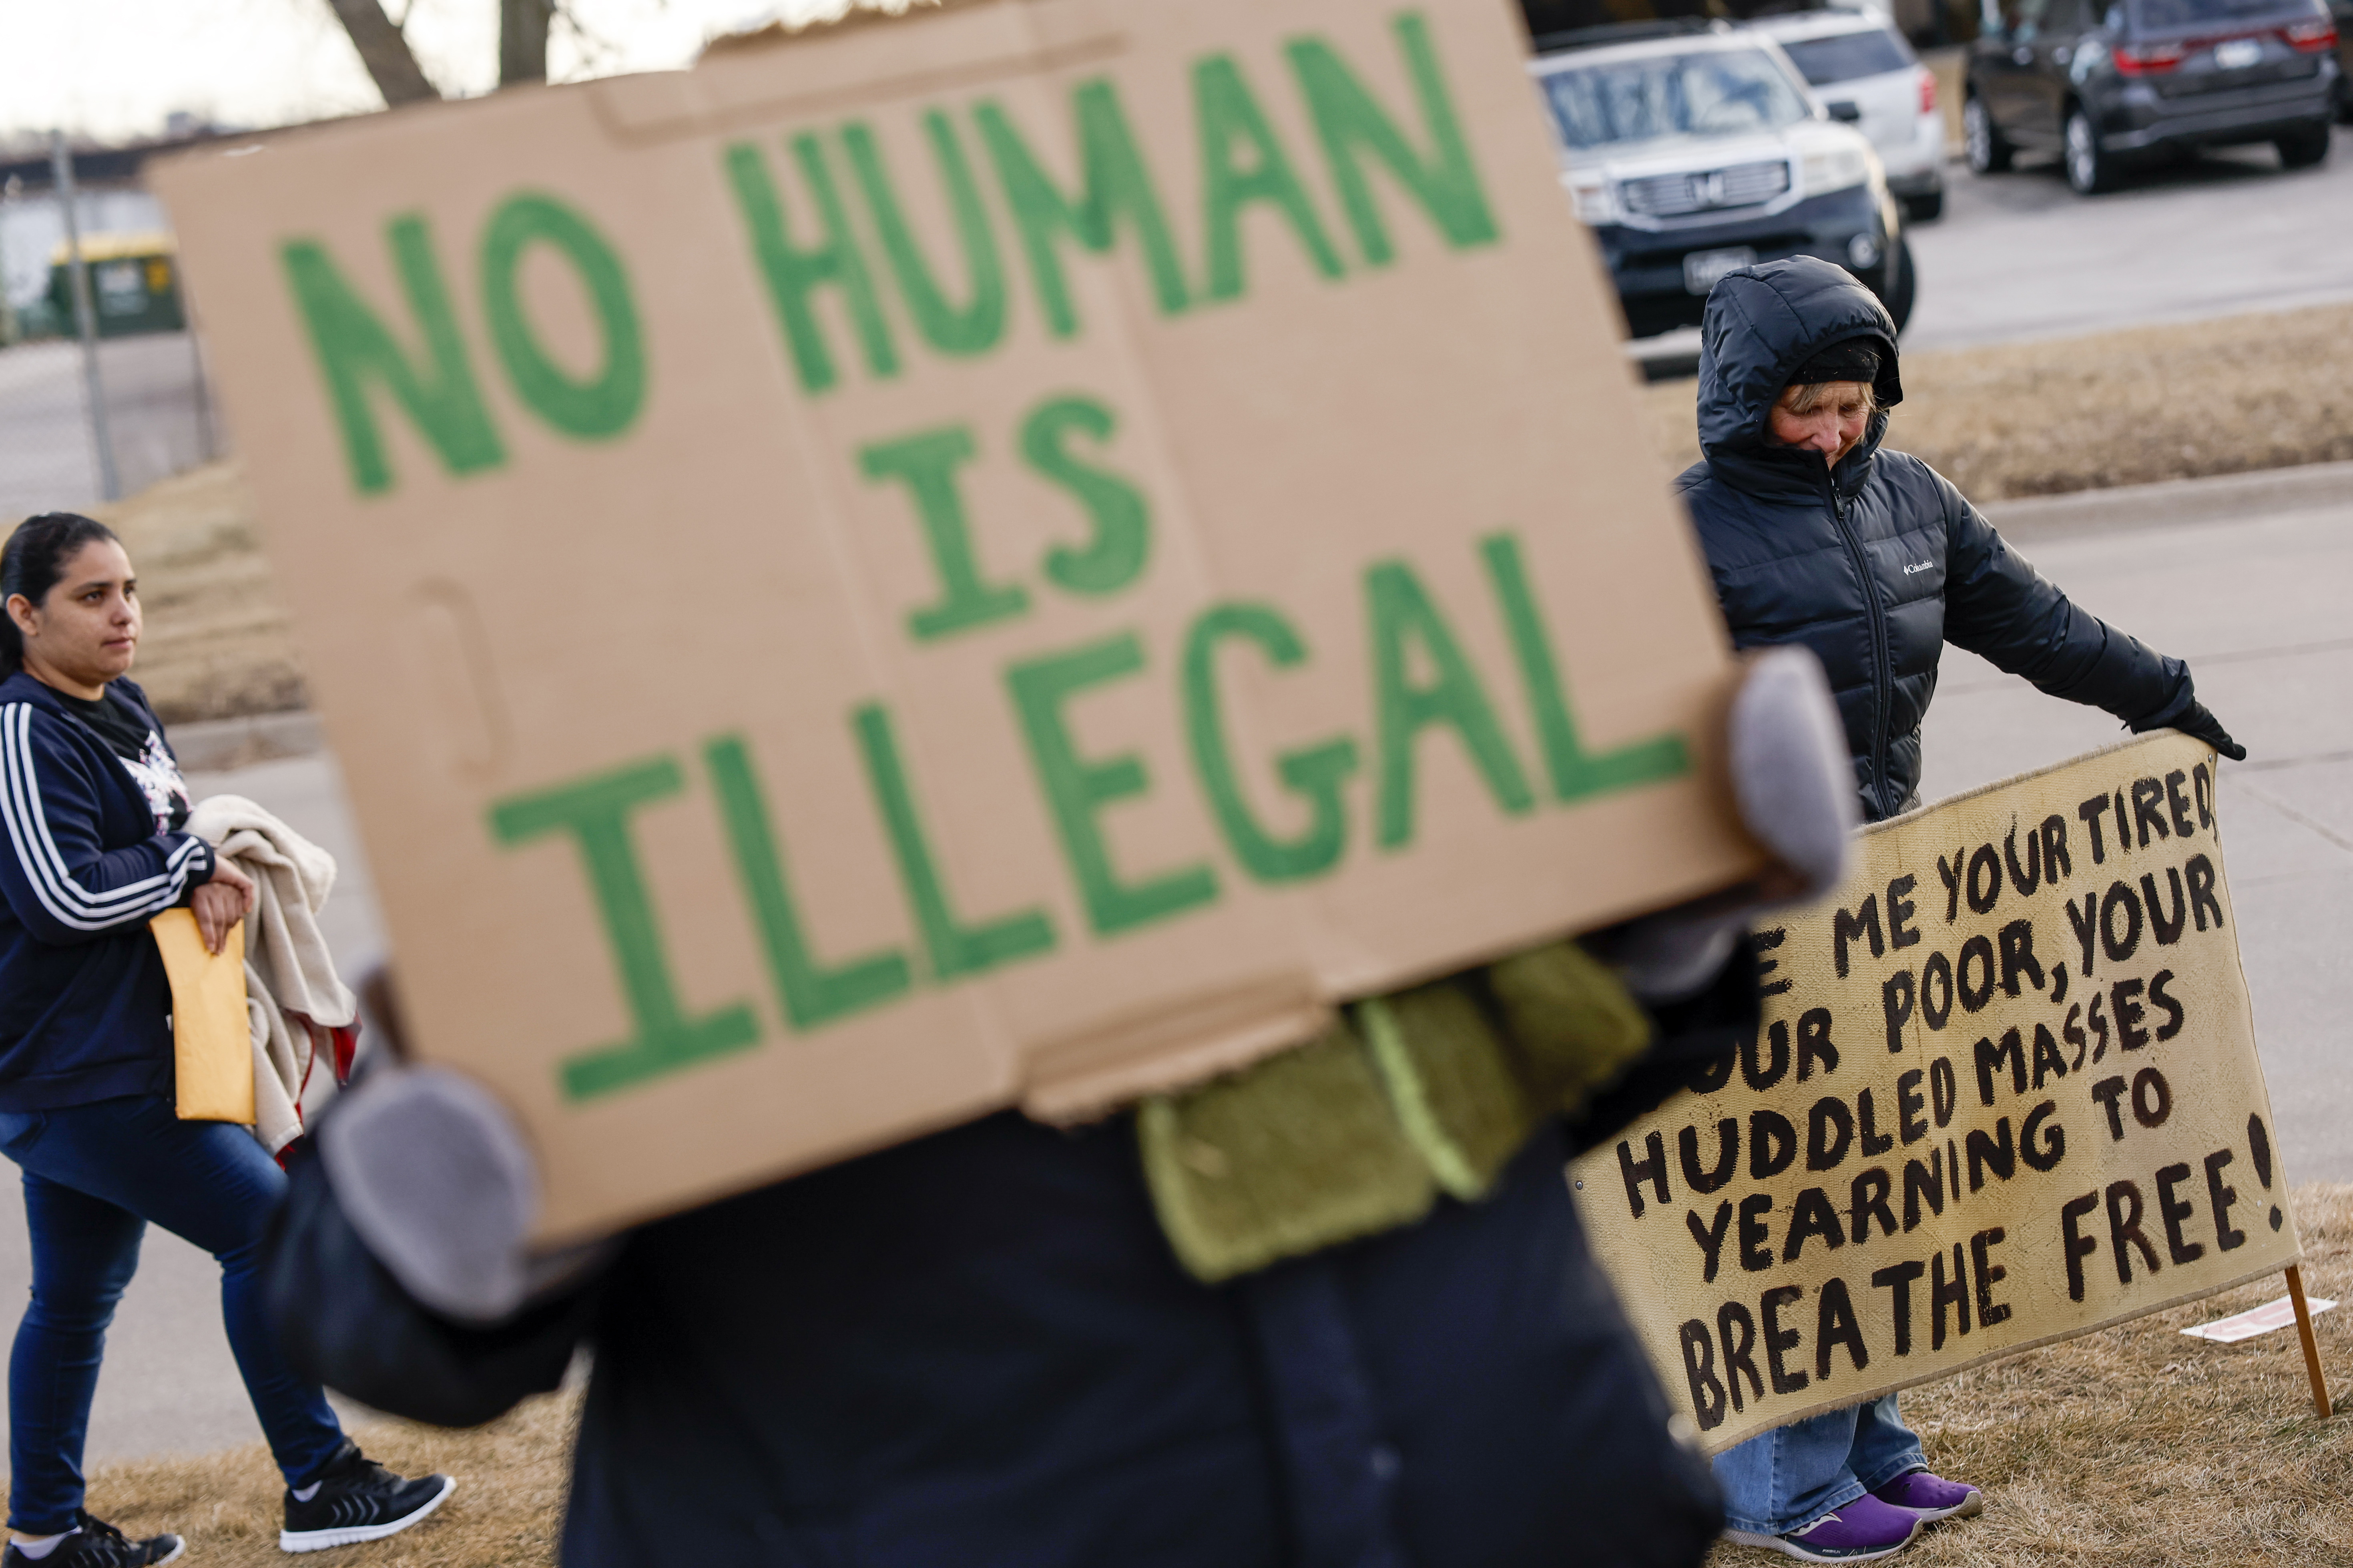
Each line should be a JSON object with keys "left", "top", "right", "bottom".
{"left": 1676, "top": 258, "right": 2200, "bottom": 823}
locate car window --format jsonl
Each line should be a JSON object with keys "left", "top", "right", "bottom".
{"left": 1775, "top": 29, "right": 1916, "bottom": 85}
{"left": 2129, "top": 0, "right": 2308, "bottom": 21}
{"left": 1540, "top": 49, "right": 1814, "bottom": 149}
{"left": 1995, "top": 0, "right": 2053, "bottom": 36}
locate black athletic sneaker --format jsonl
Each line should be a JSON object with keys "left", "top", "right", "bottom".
{"left": 279, "top": 1442, "right": 455, "bottom": 1553}
{"left": 1, "top": 1511, "right": 183, "bottom": 1566}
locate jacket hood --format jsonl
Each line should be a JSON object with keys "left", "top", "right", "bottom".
{"left": 1694, "top": 258, "right": 1903, "bottom": 498}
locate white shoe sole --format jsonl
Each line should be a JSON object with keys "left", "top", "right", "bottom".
{"left": 1725, "top": 1516, "right": 1922, "bottom": 1562}
{"left": 1892, "top": 1488, "right": 1984, "bottom": 1524}
{"left": 155, "top": 1543, "right": 185, "bottom": 1566}
{"left": 279, "top": 1475, "right": 456, "bottom": 1553}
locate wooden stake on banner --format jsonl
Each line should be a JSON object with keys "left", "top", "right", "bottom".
{"left": 2285, "top": 1265, "right": 2333, "bottom": 1418}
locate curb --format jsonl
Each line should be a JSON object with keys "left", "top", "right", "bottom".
{"left": 1981, "top": 459, "right": 2353, "bottom": 543}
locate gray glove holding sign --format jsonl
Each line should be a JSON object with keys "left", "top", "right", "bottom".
{"left": 323, "top": 644, "right": 1857, "bottom": 1324}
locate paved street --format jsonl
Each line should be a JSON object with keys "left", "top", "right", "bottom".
{"left": 7, "top": 467, "right": 2344, "bottom": 1465}
{"left": 1633, "top": 122, "right": 2353, "bottom": 371}
{"left": 0, "top": 332, "right": 219, "bottom": 522}
{"left": 1903, "top": 124, "right": 2353, "bottom": 351}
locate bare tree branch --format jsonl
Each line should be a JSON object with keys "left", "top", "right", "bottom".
{"left": 501, "top": 0, "right": 555, "bottom": 86}
{"left": 324, "top": 0, "right": 441, "bottom": 105}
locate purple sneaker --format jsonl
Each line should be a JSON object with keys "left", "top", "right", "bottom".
{"left": 1725, "top": 1494, "right": 1922, "bottom": 1561}
{"left": 1871, "top": 1468, "right": 1984, "bottom": 1523}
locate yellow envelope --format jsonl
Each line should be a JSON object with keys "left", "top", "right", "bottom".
{"left": 151, "top": 907, "right": 252, "bottom": 1124}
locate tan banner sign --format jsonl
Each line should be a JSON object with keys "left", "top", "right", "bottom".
{"left": 1570, "top": 733, "right": 2299, "bottom": 1453}
{"left": 155, "top": 0, "right": 1761, "bottom": 1238}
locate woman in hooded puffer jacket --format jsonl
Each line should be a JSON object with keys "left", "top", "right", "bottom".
{"left": 1675, "top": 257, "right": 2241, "bottom": 1564}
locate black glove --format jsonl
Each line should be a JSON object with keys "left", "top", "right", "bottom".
{"left": 2153, "top": 699, "right": 2246, "bottom": 762}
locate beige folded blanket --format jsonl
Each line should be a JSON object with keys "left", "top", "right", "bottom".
{"left": 186, "top": 795, "right": 359, "bottom": 1153}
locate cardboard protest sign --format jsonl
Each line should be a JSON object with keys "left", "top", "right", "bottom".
{"left": 154, "top": 0, "right": 1764, "bottom": 1239}
{"left": 1570, "top": 735, "right": 2298, "bottom": 1453}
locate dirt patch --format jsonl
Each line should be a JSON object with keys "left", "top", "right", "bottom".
{"left": 95, "top": 461, "right": 305, "bottom": 726}
{"left": 56, "top": 1185, "right": 2351, "bottom": 1567}
{"left": 1713, "top": 1181, "right": 2353, "bottom": 1568}
{"left": 1644, "top": 301, "right": 2353, "bottom": 502}
{"left": 90, "top": 303, "right": 2353, "bottom": 724}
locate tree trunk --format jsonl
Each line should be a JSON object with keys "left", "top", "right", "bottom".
{"left": 325, "top": 0, "right": 440, "bottom": 106}
{"left": 501, "top": 0, "right": 555, "bottom": 86}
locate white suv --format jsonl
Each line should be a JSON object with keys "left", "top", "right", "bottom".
{"left": 1531, "top": 20, "right": 1913, "bottom": 339}
{"left": 1749, "top": 6, "right": 1949, "bottom": 220}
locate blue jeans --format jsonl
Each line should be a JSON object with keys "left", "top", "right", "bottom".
{"left": 1712, "top": 1394, "right": 1925, "bottom": 1536}
{"left": 0, "top": 1095, "right": 346, "bottom": 1532}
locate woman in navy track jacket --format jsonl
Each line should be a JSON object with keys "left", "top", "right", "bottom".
{"left": 0, "top": 514, "right": 448, "bottom": 1568}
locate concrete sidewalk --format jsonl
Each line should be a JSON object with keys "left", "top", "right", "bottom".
{"left": 9, "top": 462, "right": 2350, "bottom": 1468}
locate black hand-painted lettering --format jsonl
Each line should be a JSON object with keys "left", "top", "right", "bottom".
{"left": 1680, "top": 1118, "right": 1739, "bottom": 1195}
{"left": 2105, "top": 1180, "right": 2160, "bottom": 1283}
{"left": 1870, "top": 1259, "right": 1924, "bottom": 1354}
{"left": 1807, "top": 1097, "right": 1855, "bottom": 1172}
{"left": 1930, "top": 1243, "right": 1971, "bottom": 1349}
{"left": 2113, "top": 980, "right": 2149, "bottom": 1051}
{"left": 1618, "top": 1132, "right": 1669, "bottom": 1217}
{"left": 1857, "top": 1089, "right": 1894, "bottom": 1156}
{"left": 2020, "top": 1100, "right": 2065, "bottom": 1172}
{"left": 1998, "top": 918, "right": 2044, "bottom": 997}
{"left": 1882, "top": 971, "right": 1916, "bottom": 1054}
{"left": 2205, "top": 1149, "right": 2246, "bottom": 1251}
{"left": 1738, "top": 1193, "right": 1776, "bottom": 1272}
{"left": 2149, "top": 971, "right": 2184, "bottom": 1041}
{"left": 1751, "top": 1110, "right": 1797, "bottom": 1180}
{"left": 1850, "top": 1166, "right": 1897, "bottom": 1243}
{"left": 1974, "top": 1029, "right": 2026, "bottom": 1106}
{"left": 1762, "top": 1285, "right": 1809, "bottom": 1394}
{"left": 2100, "top": 881, "right": 2143, "bottom": 963}
{"left": 1965, "top": 1118, "right": 2015, "bottom": 1192}
{"left": 1783, "top": 1188, "right": 1846, "bottom": 1263}
{"left": 2154, "top": 1163, "right": 2204, "bottom": 1265}
{"left": 1972, "top": 1227, "right": 2012, "bottom": 1328}
{"left": 2164, "top": 770, "right": 2195, "bottom": 838}
{"left": 2060, "top": 1191, "right": 2100, "bottom": 1301}
{"left": 1686, "top": 1201, "right": 1734, "bottom": 1283}
{"left": 1719, "top": 1302, "right": 1763, "bottom": 1411}
{"left": 1816, "top": 1277, "right": 1869, "bottom": 1379}
{"left": 2089, "top": 1075, "right": 2128, "bottom": 1140}
{"left": 2076, "top": 796, "right": 2110, "bottom": 864}
{"left": 1833, "top": 895, "right": 1885, "bottom": 979}
{"left": 2004, "top": 819, "right": 2041, "bottom": 897}
{"left": 1797, "top": 1009, "right": 1839, "bottom": 1080}
{"left": 1679, "top": 1321, "right": 1727, "bottom": 1430}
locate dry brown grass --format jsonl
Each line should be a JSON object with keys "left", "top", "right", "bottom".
{"left": 95, "top": 462, "right": 305, "bottom": 726}
{"left": 1643, "top": 301, "right": 2353, "bottom": 502}
{"left": 62, "top": 1185, "right": 2353, "bottom": 1567}
{"left": 70, "top": 1391, "right": 575, "bottom": 1567}
{"left": 1715, "top": 1182, "right": 2353, "bottom": 1568}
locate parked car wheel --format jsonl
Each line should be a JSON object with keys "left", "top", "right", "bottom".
{"left": 1875, "top": 235, "right": 1917, "bottom": 333}
{"left": 2064, "top": 108, "right": 2117, "bottom": 194}
{"left": 1905, "top": 189, "right": 1944, "bottom": 221}
{"left": 1963, "top": 92, "right": 2012, "bottom": 173}
{"left": 2277, "top": 123, "right": 2333, "bottom": 168}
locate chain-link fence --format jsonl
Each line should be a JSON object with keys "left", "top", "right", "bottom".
{"left": 0, "top": 143, "right": 223, "bottom": 526}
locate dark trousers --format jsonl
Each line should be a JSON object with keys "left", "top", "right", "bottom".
{"left": 0, "top": 1094, "right": 345, "bottom": 1532}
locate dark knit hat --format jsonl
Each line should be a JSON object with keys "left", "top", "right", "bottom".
{"left": 1787, "top": 336, "right": 1886, "bottom": 386}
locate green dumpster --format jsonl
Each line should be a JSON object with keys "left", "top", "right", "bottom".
{"left": 47, "top": 231, "right": 186, "bottom": 338}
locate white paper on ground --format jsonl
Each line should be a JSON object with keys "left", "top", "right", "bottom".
{"left": 2180, "top": 1295, "right": 2337, "bottom": 1344}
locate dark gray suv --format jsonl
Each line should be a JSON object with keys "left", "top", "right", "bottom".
{"left": 1965, "top": 0, "right": 2339, "bottom": 192}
